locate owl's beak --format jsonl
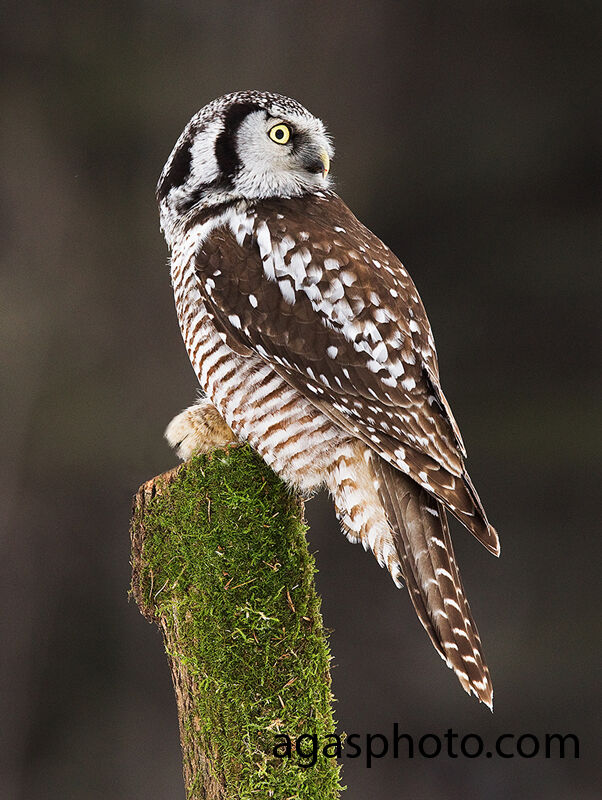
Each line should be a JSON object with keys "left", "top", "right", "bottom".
{"left": 320, "top": 150, "right": 330, "bottom": 177}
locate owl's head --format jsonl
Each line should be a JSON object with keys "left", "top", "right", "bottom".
{"left": 157, "top": 91, "right": 334, "bottom": 241}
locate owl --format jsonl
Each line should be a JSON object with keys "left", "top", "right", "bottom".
{"left": 157, "top": 91, "right": 499, "bottom": 707}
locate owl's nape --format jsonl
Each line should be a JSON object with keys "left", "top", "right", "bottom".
{"left": 160, "top": 91, "right": 499, "bottom": 705}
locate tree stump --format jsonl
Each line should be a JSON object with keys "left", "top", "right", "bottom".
{"left": 130, "top": 445, "right": 342, "bottom": 799}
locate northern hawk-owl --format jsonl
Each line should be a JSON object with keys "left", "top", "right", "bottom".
{"left": 157, "top": 91, "right": 499, "bottom": 707}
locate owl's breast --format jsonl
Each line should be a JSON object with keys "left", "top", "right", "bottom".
{"left": 170, "top": 244, "right": 347, "bottom": 492}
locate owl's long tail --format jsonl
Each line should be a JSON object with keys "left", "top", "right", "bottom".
{"left": 371, "top": 455, "right": 493, "bottom": 708}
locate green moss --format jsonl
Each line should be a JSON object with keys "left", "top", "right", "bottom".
{"left": 135, "top": 445, "right": 342, "bottom": 799}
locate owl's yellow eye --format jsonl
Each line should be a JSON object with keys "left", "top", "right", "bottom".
{"left": 268, "top": 123, "right": 292, "bottom": 145}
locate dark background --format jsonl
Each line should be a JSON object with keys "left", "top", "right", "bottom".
{"left": 2, "top": 1, "right": 600, "bottom": 798}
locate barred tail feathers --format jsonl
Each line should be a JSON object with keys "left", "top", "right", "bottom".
{"left": 371, "top": 455, "right": 493, "bottom": 707}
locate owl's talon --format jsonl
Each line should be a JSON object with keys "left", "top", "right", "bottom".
{"left": 165, "top": 401, "right": 238, "bottom": 461}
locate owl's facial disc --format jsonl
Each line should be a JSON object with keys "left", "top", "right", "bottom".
{"left": 231, "top": 109, "right": 333, "bottom": 198}
{"left": 157, "top": 92, "right": 334, "bottom": 238}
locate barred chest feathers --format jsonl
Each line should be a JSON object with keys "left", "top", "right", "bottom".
{"left": 170, "top": 201, "right": 350, "bottom": 493}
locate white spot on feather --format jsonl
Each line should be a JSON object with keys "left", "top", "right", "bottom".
{"left": 436, "top": 568, "right": 454, "bottom": 581}
{"left": 340, "top": 270, "right": 357, "bottom": 286}
{"left": 279, "top": 279, "right": 296, "bottom": 305}
{"left": 373, "top": 341, "right": 388, "bottom": 363}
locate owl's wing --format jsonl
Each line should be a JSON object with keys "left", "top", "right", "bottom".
{"left": 193, "top": 192, "right": 498, "bottom": 555}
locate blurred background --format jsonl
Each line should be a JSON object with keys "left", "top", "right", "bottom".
{"left": 2, "top": 1, "right": 600, "bottom": 798}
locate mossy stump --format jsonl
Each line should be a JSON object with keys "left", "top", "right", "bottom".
{"left": 130, "top": 445, "right": 342, "bottom": 799}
